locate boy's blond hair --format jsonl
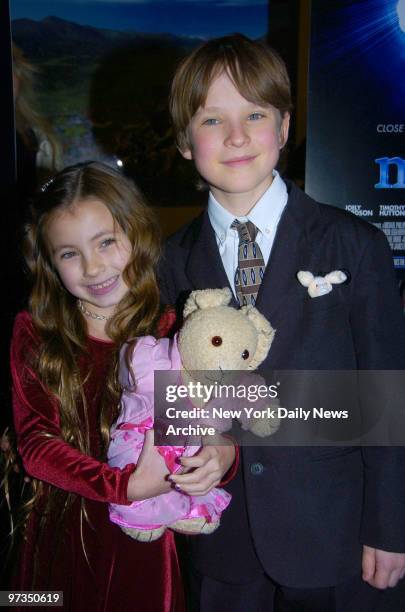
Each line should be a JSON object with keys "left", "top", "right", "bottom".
{"left": 170, "top": 33, "right": 292, "bottom": 150}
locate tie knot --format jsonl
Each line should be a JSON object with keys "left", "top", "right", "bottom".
{"left": 231, "top": 220, "right": 258, "bottom": 243}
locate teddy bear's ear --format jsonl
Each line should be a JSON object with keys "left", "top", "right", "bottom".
{"left": 241, "top": 305, "right": 276, "bottom": 370}
{"left": 183, "top": 288, "right": 232, "bottom": 318}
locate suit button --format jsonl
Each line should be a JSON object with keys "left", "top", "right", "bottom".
{"left": 250, "top": 462, "right": 264, "bottom": 475}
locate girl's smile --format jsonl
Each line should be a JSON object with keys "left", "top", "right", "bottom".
{"left": 86, "top": 275, "right": 120, "bottom": 296}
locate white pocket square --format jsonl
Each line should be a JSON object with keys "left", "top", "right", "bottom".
{"left": 297, "top": 270, "right": 347, "bottom": 298}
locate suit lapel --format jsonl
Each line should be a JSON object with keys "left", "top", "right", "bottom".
{"left": 184, "top": 211, "right": 237, "bottom": 303}
{"left": 255, "top": 184, "right": 318, "bottom": 323}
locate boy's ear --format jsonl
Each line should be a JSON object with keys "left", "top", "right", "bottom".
{"left": 177, "top": 131, "right": 193, "bottom": 160}
{"left": 279, "top": 112, "right": 290, "bottom": 149}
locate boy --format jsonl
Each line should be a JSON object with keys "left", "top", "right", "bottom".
{"left": 160, "top": 34, "right": 405, "bottom": 611}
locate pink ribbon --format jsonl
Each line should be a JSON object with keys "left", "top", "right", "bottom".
{"left": 116, "top": 419, "right": 186, "bottom": 472}
{"left": 116, "top": 416, "right": 154, "bottom": 434}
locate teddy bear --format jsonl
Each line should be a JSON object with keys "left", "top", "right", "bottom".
{"left": 107, "top": 287, "right": 279, "bottom": 542}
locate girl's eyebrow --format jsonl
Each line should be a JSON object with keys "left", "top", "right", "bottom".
{"left": 52, "top": 230, "right": 115, "bottom": 254}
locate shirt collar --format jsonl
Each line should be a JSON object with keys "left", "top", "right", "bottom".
{"left": 208, "top": 171, "right": 288, "bottom": 243}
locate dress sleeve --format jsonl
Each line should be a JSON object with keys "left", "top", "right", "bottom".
{"left": 11, "top": 312, "right": 134, "bottom": 505}
{"left": 219, "top": 440, "right": 240, "bottom": 487}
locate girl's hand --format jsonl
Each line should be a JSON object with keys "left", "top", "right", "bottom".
{"left": 169, "top": 435, "right": 236, "bottom": 496}
{"left": 126, "top": 430, "right": 172, "bottom": 501}
{"left": 0, "top": 431, "right": 11, "bottom": 453}
{"left": 1, "top": 427, "right": 31, "bottom": 483}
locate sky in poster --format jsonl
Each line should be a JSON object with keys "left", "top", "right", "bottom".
{"left": 11, "top": 0, "right": 268, "bottom": 38}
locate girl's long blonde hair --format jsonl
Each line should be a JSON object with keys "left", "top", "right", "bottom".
{"left": 19, "top": 161, "right": 161, "bottom": 555}
{"left": 12, "top": 43, "right": 61, "bottom": 176}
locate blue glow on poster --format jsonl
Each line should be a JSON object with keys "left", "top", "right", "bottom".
{"left": 311, "top": 0, "right": 405, "bottom": 113}
{"left": 306, "top": 0, "right": 405, "bottom": 272}
{"left": 398, "top": 0, "right": 405, "bottom": 31}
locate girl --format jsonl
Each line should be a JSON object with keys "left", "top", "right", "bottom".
{"left": 10, "top": 162, "right": 185, "bottom": 611}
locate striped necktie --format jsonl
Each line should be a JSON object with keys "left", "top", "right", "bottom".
{"left": 231, "top": 219, "right": 266, "bottom": 307}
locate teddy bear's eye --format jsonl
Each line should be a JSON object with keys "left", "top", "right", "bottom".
{"left": 241, "top": 349, "right": 249, "bottom": 360}
{"left": 211, "top": 336, "right": 223, "bottom": 346}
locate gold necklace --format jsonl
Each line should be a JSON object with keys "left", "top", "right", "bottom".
{"left": 77, "top": 299, "right": 112, "bottom": 321}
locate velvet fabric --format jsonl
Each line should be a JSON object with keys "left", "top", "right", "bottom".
{"left": 10, "top": 311, "right": 185, "bottom": 612}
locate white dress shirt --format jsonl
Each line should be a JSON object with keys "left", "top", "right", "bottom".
{"left": 208, "top": 171, "right": 288, "bottom": 296}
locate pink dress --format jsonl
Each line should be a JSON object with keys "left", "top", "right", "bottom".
{"left": 107, "top": 335, "right": 231, "bottom": 533}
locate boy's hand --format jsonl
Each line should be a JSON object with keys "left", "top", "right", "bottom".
{"left": 362, "top": 545, "right": 405, "bottom": 589}
{"left": 169, "top": 435, "right": 235, "bottom": 496}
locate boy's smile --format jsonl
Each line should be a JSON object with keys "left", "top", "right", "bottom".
{"left": 222, "top": 155, "right": 258, "bottom": 168}
{"left": 181, "top": 71, "right": 290, "bottom": 215}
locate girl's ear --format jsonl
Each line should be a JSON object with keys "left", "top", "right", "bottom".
{"left": 279, "top": 112, "right": 290, "bottom": 149}
{"left": 179, "top": 146, "right": 193, "bottom": 161}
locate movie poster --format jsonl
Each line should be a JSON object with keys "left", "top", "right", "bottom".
{"left": 10, "top": 0, "right": 268, "bottom": 208}
{"left": 306, "top": 0, "right": 405, "bottom": 278}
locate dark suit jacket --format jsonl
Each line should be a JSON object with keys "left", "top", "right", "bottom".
{"left": 158, "top": 182, "right": 405, "bottom": 589}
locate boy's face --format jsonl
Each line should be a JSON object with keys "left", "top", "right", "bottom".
{"left": 180, "top": 71, "right": 290, "bottom": 214}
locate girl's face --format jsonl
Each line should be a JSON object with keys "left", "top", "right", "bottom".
{"left": 47, "top": 198, "right": 132, "bottom": 320}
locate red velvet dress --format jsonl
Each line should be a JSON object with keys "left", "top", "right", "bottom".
{"left": 10, "top": 311, "right": 185, "bottom": 612}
